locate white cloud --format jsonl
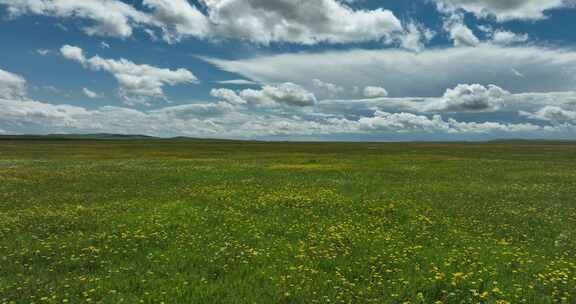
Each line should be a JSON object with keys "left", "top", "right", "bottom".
{"left": 0, "top": 68, "right": 26, "bottom": 100}
{"left": 100, "top": 42, "right": 110, "bottom": 49}
{"left": 82, "top": 88, "right": 100, "bottom": 99}
{"left": 400, "top": 22, "right": 436, "bottom": 52}
{"left": 0, "top": 98, "right": 93, "bottom": 130}
{"left": 363, "top": 86, "right": 389, "bottom": 98}
{"left": 212, "top": 83, "right": 317, "bottom": 107}
{"left": 521, "top": 106, "right": 576, "bottom": 124}
{"left": 358, "top": 110, "right": 545, "bottom": 134}
{"left": 449, "top": 23, "right": 480, "bottom": 47}
{"left": 60, "top": 45, "right": 197, "bottom": 104}
{"left": 424, "top": 84, "right": 510, "bottom": 112}
{"left": 0, "top": 0, "right": 153, "bottom": 38}
{"left": 508, "top": 91, "right": 576, "bottom": 110}
{"left": 198, "top": 0, "right": 403, "bottom": 44}
{"left": 141, "top": 0, "right": 210, "bottom": 43}
{"left": 434, "top": 0, "right": 567, "bottom": 21}
{"left": 204, "top": 45, "right": 576, "bottom": 97}
{"left": 320, "top": 90, "right": 576, "bottom": 122}
{"left": 60, "top": 45, "right": 85, "bottom": 62}
{"left": 491, "top": 30, "right": 529, "bottom": 45}
{"left": 0, "top": 0, "right": 405, "bottom": 45}
{"left": 0, "top": 98, "right": 224, "bottom": 137}
{"left": 210, "top": 88, "right": 246, "bottom": 105}
{"left": 359, "top": 111, "right": 450, "bottom": 132}
{"left": 242, "top": 83, "right": 317, "bottom": 107}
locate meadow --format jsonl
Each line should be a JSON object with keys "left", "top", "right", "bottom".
{"left": 0, "top": 139, "right": 574, "bottom": 303}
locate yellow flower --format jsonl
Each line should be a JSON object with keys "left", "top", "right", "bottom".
{"left": 452, "top": 272, "right": 465, "bottom": 279}
{"left": 417, "top": 292, "right": 424, "bottom": 301}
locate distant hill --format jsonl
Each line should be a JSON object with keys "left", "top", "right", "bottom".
{"left": 0, "top": 134, "right": 573, "bottom": 143}
{"left": 0, "top": 133, "right": 252, "bottom": 143}
{"left": 0, "top": 133, "right": 158, "bottom": 140}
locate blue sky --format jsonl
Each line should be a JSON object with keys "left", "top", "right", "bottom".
{"left": 1, "top": 0, "right": 576, "bottom": 140}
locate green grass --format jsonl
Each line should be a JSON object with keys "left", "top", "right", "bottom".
{"left": 0, "top": 139, "right": 575, "bottom": 303}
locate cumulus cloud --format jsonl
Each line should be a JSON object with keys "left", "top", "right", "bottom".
{"left": 198, "top": 0, "right": 403, "bottom": 44}
{"left": 0, "top": 0, "right": 404, "bottom": 45}
{"left": 210, "top": 88, "right": 246, "bottom": 105}
{"left": 142, "top": 0, "right": 210, "bottom": 43}
{"left": 82, "top": 88, "right": 101, "bottom": 99}
{"left": 0, "top": 0, "right": 152, "bottom": 38}
{"left": 0, "top": 68, "right": 27, "bottom": 100}
{"left": 363, "top": 86, "right": 389, "bottom": 98}
{"left": 245, "top": 83, "right": 317, "bottom": 107}
{"left": 212, "top": 83, "right": 317, "bottom": 107}
{"left": 434, "top": 0, "right": 567, "bottom": 21}
{"left": 204, "top": 45, "right": 576, "bottom": 97}
{"left": 359, "top": 111, "right": 449, "bottom": 132}
{"left": 60, "top": 45, "right": 197, "bottom": 104}
{"left": 60, "top": 45, "right": 85, "bottom": 62}
{"left": 424, "top": 84, "right": 510, "bottom": 112}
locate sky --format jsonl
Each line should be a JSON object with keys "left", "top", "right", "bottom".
{"left": 1, "top": 0, "right": 576, "bottom": 141}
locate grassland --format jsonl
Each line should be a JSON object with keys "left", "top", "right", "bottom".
{"left": 0, "top": 139, "right": 575, "bottom": 303}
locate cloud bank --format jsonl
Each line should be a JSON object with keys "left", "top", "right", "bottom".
{"left": 1, "top": 70, "right": 575, "bottom": 140}
{"left": 205, "top": 45, "right": 576, "bottom": 97}
{"left": 2, "top": 97, "right": 573, "bottom": 140}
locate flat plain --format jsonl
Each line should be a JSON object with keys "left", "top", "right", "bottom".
{"left": 0, "top": 139, "right": 575, "bottom": 303}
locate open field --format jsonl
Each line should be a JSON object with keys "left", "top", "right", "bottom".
{"left": 0, "top": 139, "right": 575, "bottom": 303}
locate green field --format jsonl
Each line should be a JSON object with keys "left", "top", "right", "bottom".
{"left": 0, "top": 139, "right": 575, "bottom": 303}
